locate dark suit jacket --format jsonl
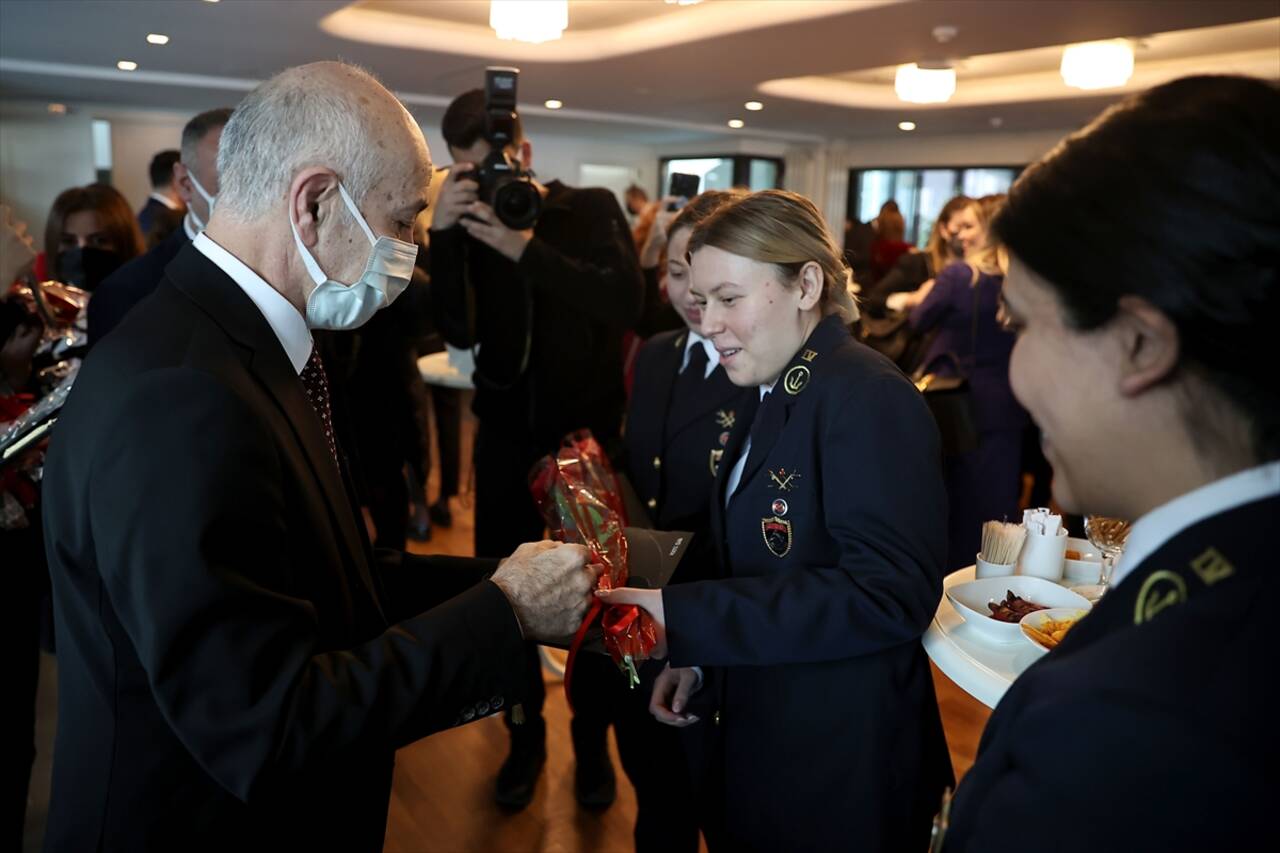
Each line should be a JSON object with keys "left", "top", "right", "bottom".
{"left": 430, "top": 180, "right": 643, "bottom": 450}
{"left": 662, "top": 316, "right": 954, "bottom": 852}
{"left": 41, "top": 245, "right": 527, "bottom": 852}
{"left": 136, "top": 196, "right": 182, "bottom": 242}
{"left": 625, "top": 329, "right": 748, "bottom": 535}
{"left": 947, "top": 494, "right": 1277, "bottom": 851}
{"left": 87, "top": 225, "right": 188, "bottom": 348}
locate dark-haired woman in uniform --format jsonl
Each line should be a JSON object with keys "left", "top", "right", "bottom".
{"left": 615, "top": 189, "right": 751, "bottom": 852}
{"left": 605, "top": 189, "right": 953, "bottom": 851}
{"left": 945, "top": 75, "right": 1279, "bottom": 850}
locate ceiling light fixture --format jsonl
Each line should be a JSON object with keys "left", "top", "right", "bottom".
{"left": 895, "top": 63, "right": 955, "bottom": 104}
{"left": 146, "top": 33, "right": 169, "bottom": 45}
{"left": 665, "top": 1, "right": 705, "bottom": 5}
{"left": 544, "top": 99, "right": 563, "bottom": 110}
{"left": 1060, "top": 39, "right": 1134, "bottom": 90}
{"left": 117, "top": 60, "right": 138, "bottom": 71}
{"left": 48, "top": 103, "right": 67, "bottom": 115}
{"left": 898, "top": 121, "right": 917, "bottom": 131}
{"left": 744, "top": 100, "right": 763, "bottom": 111}
{"left": 490, "top": 0, "right": 568, "bottom": 44}
{"left": 727, "top": 118, "right": 745, "bottom": 129}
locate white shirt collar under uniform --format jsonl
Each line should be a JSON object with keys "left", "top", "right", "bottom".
{"left": 680, "top": 330, "right": 720, "bottom": 379}
{"left": 192, "top": 233, "right": 312, "bottom": 375}
{"left": 723, "top": 382, "right": 777, "bottom": 507}
{"left": 1111, "top": 460, "right": 1280, "bottom": 586}
{"left": 150, "top": 191, "right": 181, "bottom": 212}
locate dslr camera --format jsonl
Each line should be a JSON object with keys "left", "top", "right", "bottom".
{"left": 467, "top": 67, "right": 541, "bottom": 230}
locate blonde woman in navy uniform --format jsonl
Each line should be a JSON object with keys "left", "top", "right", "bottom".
{"left": 614, "top": 189, "right": 751, "bottom": 852}
{"left": 943, "top": 76, "right": 1279, "bottom": 851}
{"left": 605, "top": 190, "right": 953, "bottom": 851}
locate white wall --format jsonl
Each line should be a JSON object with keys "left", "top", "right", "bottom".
{"left": 0, "top": 105, "right": 97, "bottom": 252}
{"left": 101, "top": 109, "right": 189, "bottom": 211}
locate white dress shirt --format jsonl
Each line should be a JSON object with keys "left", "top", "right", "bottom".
{"left": 149, "top": 191, "right": 181, "bottom": 212}
{"left": 680, "top": 330, "right": 720, "bottom": 379}
{"left": 182, "top": 213, "right": 198, "bottom": 242}
{"left": 1111, "top": 460, "right": 1280, "bottom": 586}
{"left": 724, "top": 383, "right": 776, "bottom": 507}
{"left": 192, "top": 233, "right": 312, "bottom": 375}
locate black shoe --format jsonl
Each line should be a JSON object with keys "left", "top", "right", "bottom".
{"left": 574, "top": 751, "right": 616, "bottom": 809}
{"left": 428, "top": 499, "right": 453, "bottom": 528}
{"left": 407, "top": 505, "right": 431, "bottom": 542}
{"left": 494, "top": 741, "right": 546, "bottom": 810}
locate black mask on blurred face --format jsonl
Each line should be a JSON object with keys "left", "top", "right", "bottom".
{"left": 57, "top": 246, "right": 125, "bottom": 291}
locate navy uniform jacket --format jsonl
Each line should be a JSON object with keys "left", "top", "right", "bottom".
{"left": 87, "top": 225, "right": 188, "bottom": 348}
{"left": 41, "top": 245, "right": 527, "bottom": 852}
{"left": 946, "top": 494, "right": 1277, "bottom": 851}
{"left": 663, "top": 315, "right": 954, "bottom": 852}
{"left": 625, "top": 328, "right": 747, "bottom": 535}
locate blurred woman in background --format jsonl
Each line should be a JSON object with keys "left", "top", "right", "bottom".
{"left": 903, "top": 194, "right": 1027, "bottom": 570}
{"left": 41, "top": 184, "right": 143, "bottom": 290}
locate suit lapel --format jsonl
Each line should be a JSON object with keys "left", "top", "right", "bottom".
{"left": 166, "top": 246, "right": 379, "bottom": 605}
{"left": 665, "top": 363, "right": 741, "bottom": 440}
{"left": 711, "top": 389, "right": 759, "bottom": 570}
{"left": 729, "top": 316, "right": 850, "bottom": 508}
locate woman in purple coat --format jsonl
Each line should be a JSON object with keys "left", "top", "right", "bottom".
{"left": 903, "top": 195, "right": 1028, "bottom": 570}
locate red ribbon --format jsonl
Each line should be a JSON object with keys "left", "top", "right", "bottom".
{"left": 563, "top": 600, "right": 643, "bottom": 711}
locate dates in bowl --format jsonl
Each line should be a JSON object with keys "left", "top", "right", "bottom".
{"left": 947, "top": 575, "right": 1092, "bottom": 644}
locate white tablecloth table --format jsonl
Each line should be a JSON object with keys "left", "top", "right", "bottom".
{"left": 923, "top": 566, "right": 1050, "bottom": 709}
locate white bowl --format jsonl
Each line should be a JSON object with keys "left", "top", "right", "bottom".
{"left": 1063, "top": 536, "right": 1102, "bottom": 582}
{"left": 947, "top": 575, "right": 1091, "bottom": 644}
{"left": 1019, "top": 606, "right": 1090, "bottom": 654}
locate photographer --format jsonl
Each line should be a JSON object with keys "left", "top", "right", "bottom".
{"left": 430, "top": 74, "right": 643, "bottom": 809}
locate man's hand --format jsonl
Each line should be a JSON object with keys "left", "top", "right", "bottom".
{"left": 490, "top": 541, "right": 598, "bottom": 642}
{"left": 595, "top": 586, "right": 667, "bottom": 658}
{"left": 649, "top": 663, "right": 701, "bottom": 727}
{"left": 459, "top": 201, "right": 533, "bottom": 262}
{"left": 429, "top": 164, "right": 479, "bottom": 231}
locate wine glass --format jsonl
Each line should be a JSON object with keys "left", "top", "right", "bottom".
{"left": 1084, "top": 515, "right": 1132, "bottom": 589}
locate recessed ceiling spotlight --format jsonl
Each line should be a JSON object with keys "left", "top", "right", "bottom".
{"left": 989, "top": 116, "right": 1004, "bottom": 128}
{"left": 932, "top": 24, "right": 958, "bottom": 44}
{"left": 744, "top": 101, "right": 763, "bottom": 111}
{"left": 665, "top": 0, "right": 704, "bottom": 5}
{"left": 544, "top": 99, "right": 563, "bottom": 110}
{"left": 48, "top": 103, "right": 67, "bottom": 114}
{"left": 117, "top": 60, "right": 138, "bottom": 71}
{"left": 898, "top": 121, "right": 917, "bottom": 131}
{"left": 727, "top": 118, "right": 745, "bottom": 129}
{"left": 146, "top": 33, "right": 169, "bottom": 45}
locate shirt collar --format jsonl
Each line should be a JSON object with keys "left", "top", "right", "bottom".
{"left": 192, "top": 233, "right": 313, "bottom": 375}
{"left": 182, "top": 213, "right": 197, "bottom": 242}
{"left": 1112, "top": 460, "right": 1280, "bottom": 586}
{"left": 150, "top": 191, "right": 181, "bottom": 212}
{"left": 679, "top": 330, "right": 720, "bottom": 378}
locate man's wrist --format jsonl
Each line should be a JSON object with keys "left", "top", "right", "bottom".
{"left": 487, "top": 577, "right": 526, "bottom": 639}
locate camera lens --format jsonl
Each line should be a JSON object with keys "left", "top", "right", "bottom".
{"left": 494, "top": 180, "right": 541, "bottom": 230}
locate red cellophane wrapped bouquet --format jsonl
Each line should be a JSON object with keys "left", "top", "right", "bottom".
{"left": 528, "top": 430, "right": 657, "bottom": 699}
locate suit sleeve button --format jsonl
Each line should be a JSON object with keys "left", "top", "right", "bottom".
{"left": 647, "top": 498, "right": 657, "bottom": 510}
{"left": 652, "top": 456, "right": 661, "bottom": 469}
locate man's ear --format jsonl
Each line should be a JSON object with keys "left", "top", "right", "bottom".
{"left": 172, "top": 162, "right": 194, "bottom": 207}
{"left": 796, "top": 261, "right": 823, "bottom": 311}
{"left": 290, "top": 167, "right": 340, "bottom": 247}
{"left": 1114, "top": 294, "right": 1180, "bottom": 397}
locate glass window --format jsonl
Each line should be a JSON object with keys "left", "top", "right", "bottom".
{"left": 962, "top": 168, "right": 1017, "bottom": 198}
{"left": 917, "top": 169, "right": 959, "bottom": 247}
{"left": 662, "top": 158, "right": 733, "bottom": 194}
{"left": 857, "top": 170, "right": 892, "bottom": 223}
{"left": 747, "top": 158, "right": 779, "bottom": 191}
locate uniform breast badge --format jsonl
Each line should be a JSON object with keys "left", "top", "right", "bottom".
{"left": 761, "top": 515, "right": 792, "bottom": 557}
{"left": 767, "top": 467, "right": 800, "bottom": 492}
{"left": 1190, "top": 547, "right": 1234, "bottom": 586}
{"left": 1134, "top": 569, "right": 1188, "bottom": 624}
{"left": 715, "top": 409, "right": 736, "bottom": 429}
{"left": 783, "top": 365, "right": 810, "bottom": 395}
{"left": 771, "top": 498, "right": 788, "bottom": 516}
{"left": 709, "top": 448, "right": 724, "bottom": 476}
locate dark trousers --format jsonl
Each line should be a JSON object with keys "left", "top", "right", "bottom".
{"left": 366, "top": 457, "right": 409, "bottom": 552}
{"left": 473, "top": 423, "right": 614, "bottom": 753}
{"left": 2, "top": 523, "right": 46, "bottom": 850}
{"left": 943, "top": 427, "right": 1025, "bottom": 572}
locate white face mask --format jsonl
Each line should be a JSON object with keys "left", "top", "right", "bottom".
{"left": 290, "top": 182, "right": 418, "bottom": 331}
{"left": 187, "top": 169, "right": 216, "bottom": 232}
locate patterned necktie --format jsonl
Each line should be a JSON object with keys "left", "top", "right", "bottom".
{"left": 300, "top": 347, "right": 340, "bottom": 470}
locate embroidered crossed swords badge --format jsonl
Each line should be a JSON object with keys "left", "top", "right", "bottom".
{"left": 768, "top": 467, "right": 800, "bottom": 492}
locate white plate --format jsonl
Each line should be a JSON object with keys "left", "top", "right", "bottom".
{"left": 1019, "top": 607, "right": 1090, "bottom": 654}
{"left": 946, "top": 576, "right": 1092, "bottom": 644}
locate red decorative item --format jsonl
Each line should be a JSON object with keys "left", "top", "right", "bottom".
{"left": 529, "top": 431, "right": 657, "bottom": 706}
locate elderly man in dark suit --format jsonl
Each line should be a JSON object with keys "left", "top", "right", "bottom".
{"left": 41, "top": 61, "right": 595, "bottom": 853}
{"left": 89, "top": 108, "right": 232, "bottom": 347}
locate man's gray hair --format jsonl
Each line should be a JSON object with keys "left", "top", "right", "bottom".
{"left": 215, "top": 63, "right": 387, "bottom": 220}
